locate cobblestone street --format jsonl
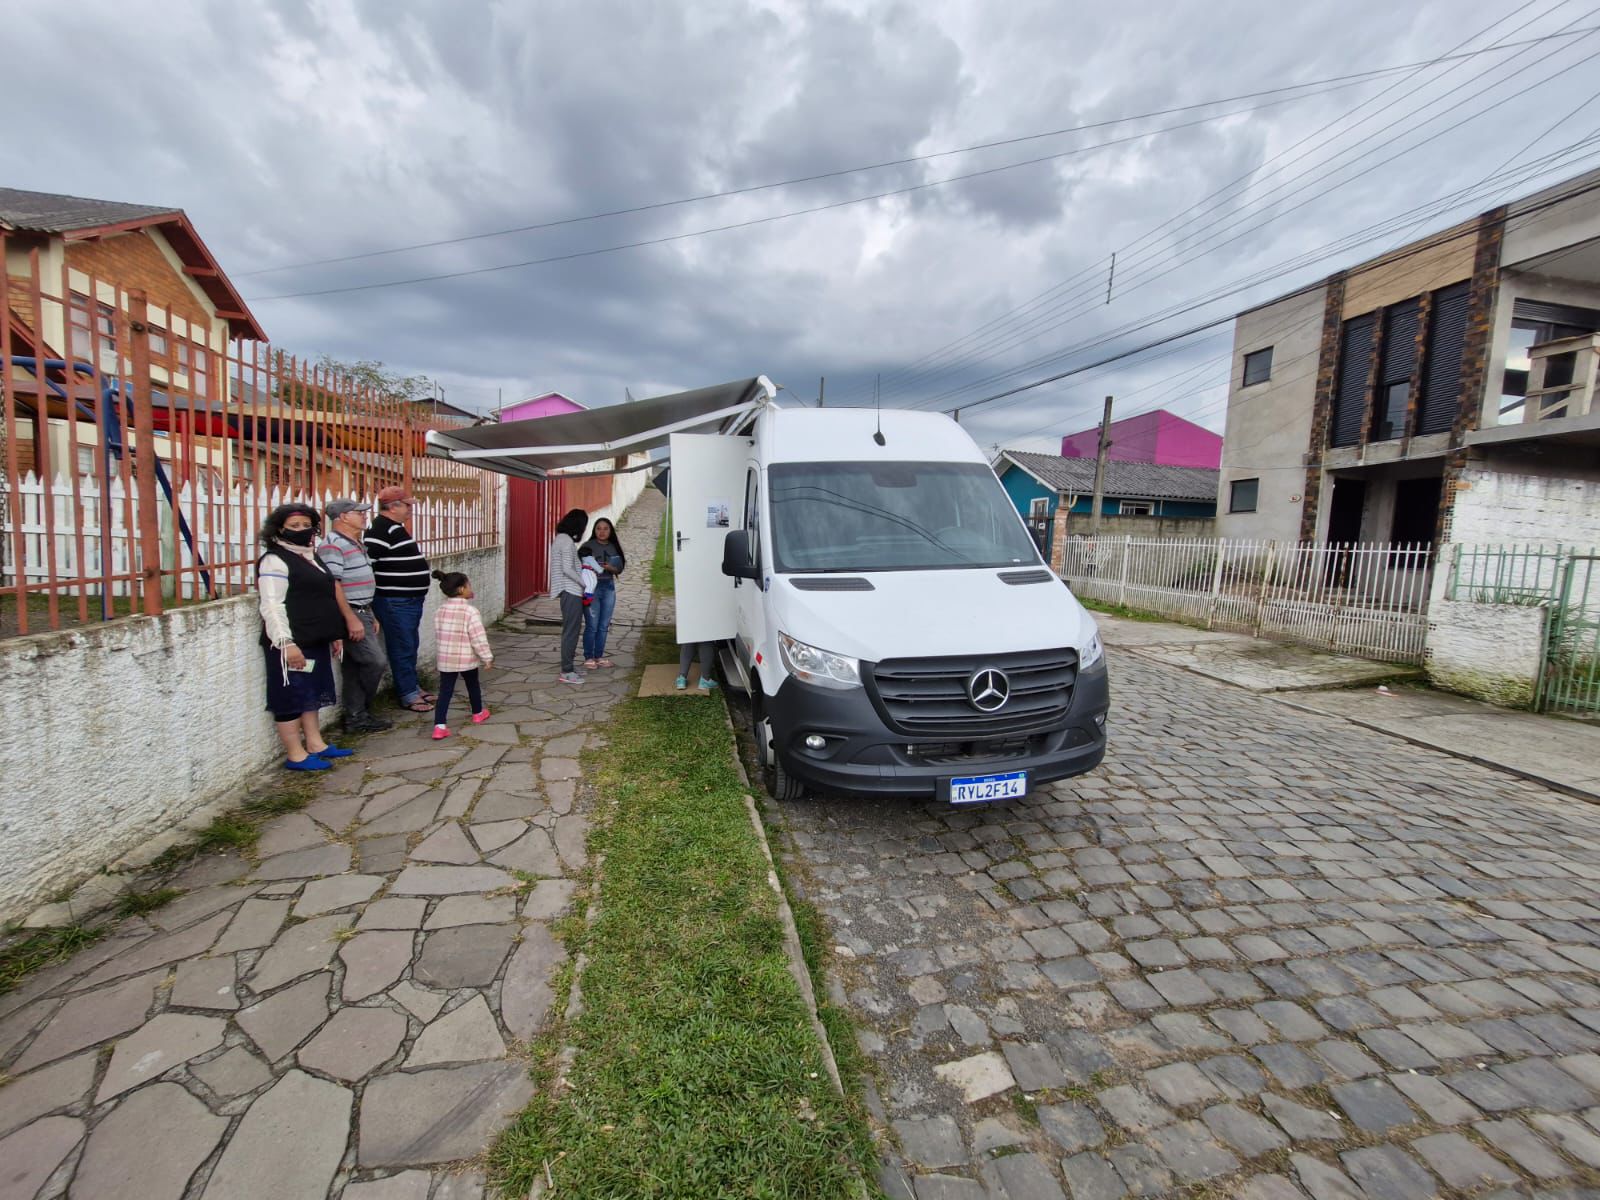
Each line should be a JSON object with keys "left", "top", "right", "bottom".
{"left": 769, "top": 654, "right": 1600, "bottom": 1200}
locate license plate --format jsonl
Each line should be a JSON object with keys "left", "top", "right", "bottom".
{"left": 949, "top": 771, "right": 1027, "bottom": 804}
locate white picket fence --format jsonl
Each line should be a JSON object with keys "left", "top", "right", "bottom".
{"left": 1, "top": 473, "right": 490, "bottom": 600}
{"left": 1059, "top": 536, "right": 1435, "bottom": 663}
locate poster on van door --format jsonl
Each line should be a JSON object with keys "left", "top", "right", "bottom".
{"left": 705, "top": 501, "right": 732, "bottom": 528}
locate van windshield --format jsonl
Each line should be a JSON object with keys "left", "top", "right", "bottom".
{"left": 769, "top": 461, "right": 1041, "bottom": 573}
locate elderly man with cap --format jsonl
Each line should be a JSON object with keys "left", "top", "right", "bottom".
{"left": 317, "top": 498, "right": 393, "bottom": 733}
{"left": 366, "top": 485, "right": 434, "bottom": 713}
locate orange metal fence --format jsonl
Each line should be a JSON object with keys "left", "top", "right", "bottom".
{"left": 2, "top": 243, "right": 498, "bottom": 636}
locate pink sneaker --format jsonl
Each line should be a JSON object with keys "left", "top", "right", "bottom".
{"left": 431, "top": 725, "right": 450, "bottom": 740}
{"left": 472, "top": 708, "right": 491, "bottom": 724}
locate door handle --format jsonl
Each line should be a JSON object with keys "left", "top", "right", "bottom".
{"left": 676, "top": 532, "right": 688, "bottom": 550}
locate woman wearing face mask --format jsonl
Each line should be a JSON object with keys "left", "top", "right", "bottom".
{"left": 257, "top": 503, "right": 355, "bottom": 771}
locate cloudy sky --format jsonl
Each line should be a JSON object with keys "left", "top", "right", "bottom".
{"left": 6, "top": 0, "right": 1599, "bottom": 452}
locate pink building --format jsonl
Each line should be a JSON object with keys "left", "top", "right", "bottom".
{"left": 1060, "top": 409, "right": 1221, "bottom": 470}
{"left": 499, "top": 391, "right": 586, "bottom": 422}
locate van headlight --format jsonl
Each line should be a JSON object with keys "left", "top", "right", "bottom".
{"left": 778, "top": 632, "right": 862, "bottom": 690}
{"left": 1079, "top": 630, "right": 1104, "bottom": 670}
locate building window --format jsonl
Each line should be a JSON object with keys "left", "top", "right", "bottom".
{"left": 1331, "top": 314, "right": 1375, "bottom": 447}
{"left": 1498, "top": 299, "right": 1600, "bottom": 425}
{"left": 1119, "top": 500, "right": 1153, "bottom": 516}
{"left": 1242, "top": 347, "right": 1273, "bottom": 386}
{"left": 68, "top": 293, "right": 117, "bottom": 362}
{"left": 1229, "top": 478, "right": 1259, "bottom": 513}
{"left": 1029, "top": 498, "right": 1050, "bottom": 520}
{"left": 1373, "top": 300, "right": 1420, "bottom": 441}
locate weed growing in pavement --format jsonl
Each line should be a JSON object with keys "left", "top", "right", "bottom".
{"left": 489, "top": 626, "right": 875, "bottom": 1200}
{"left": 116, "top": 888, "right": 183, "bottom": 918}
{"left": 0, "top": 923, "right": 105, "bottom": 997}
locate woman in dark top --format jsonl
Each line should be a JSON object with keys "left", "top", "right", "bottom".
{"left": 579, "top": 517, "right": 626, "bottom": 668}
{"left": 256, "top": 504, "right": 355, "bottom": 771}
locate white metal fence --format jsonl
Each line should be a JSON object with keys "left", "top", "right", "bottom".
{"left": 1, "top": 472, "right": 486, "bottom": 601}
{"left": 1060, "top": 536, "right": 1435, "bottom": 663}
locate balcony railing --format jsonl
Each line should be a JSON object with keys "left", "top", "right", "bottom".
{"left": 1523, "top": 333, "right": 1600, "bottom": 423}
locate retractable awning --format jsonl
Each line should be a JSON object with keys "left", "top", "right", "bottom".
{"left": 424, "top": 375, "right": 775, "bottom": 480}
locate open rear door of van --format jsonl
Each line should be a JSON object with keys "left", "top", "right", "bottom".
{"left": 669, "top": 432, "right": 750, "bottom": 643}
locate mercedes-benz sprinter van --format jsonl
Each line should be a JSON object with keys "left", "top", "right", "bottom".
{"left": 670, "top": 403, "right": 1109, "bottom": 802}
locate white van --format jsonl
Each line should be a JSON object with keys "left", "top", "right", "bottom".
{"left": 670, "top": 401, "right": 1109, "bottom": 802}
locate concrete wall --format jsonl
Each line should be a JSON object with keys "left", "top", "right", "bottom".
{"left": 0, "top": 544, "right": 504, "bottom": 925}
{"left": 1426, "top": 597, "right": 1547, "bottom": 709}
{"left": 1061, "top": 513, "right": 1216, "bottom": 538}
{"left": 1447, "top": 456, "right": 1600, "bottom": 549}
{"left": 1219, "top": 286, "right": 1327, "bottom": 542}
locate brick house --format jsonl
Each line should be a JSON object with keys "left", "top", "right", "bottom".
{"left": 1215, "top": 167, "right": 1600, "bottom": 549}
{"left": 2, "top": 186, "right": 265, "bottom": 484}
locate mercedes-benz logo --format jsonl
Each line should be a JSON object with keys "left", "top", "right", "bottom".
{"left": 967, "top": 667, "right": 1010, "bottom": 712}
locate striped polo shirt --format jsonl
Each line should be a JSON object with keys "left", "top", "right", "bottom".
{"left": 316, "top": 531, "right": 377, "bottom": 606}
{"left": 365, "top": 514, "right": 432, "bottom": 597}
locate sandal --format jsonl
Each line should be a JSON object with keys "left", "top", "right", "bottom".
{"left": 596, "top": 658, "right": 614, "bottom": 667}
{"left": 583, "top": 659, "right": 599, "bottom": 670}
{"left": 406, "top": 698, "right": 433, "bottom": 712}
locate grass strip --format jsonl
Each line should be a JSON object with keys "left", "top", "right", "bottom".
{"left": 649, "top": 502, "right": 674, "bottom": 597}
{"left": 491, "top": 626, "right": 877, "bottom": 1200}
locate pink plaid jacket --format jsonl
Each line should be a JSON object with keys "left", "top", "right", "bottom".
{"left": 434, "top": 597, "right": 492, "bottom": 672}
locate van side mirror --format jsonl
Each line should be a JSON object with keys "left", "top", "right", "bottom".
{"left": 722, "top": 529, "right": 759, "bottom": 580}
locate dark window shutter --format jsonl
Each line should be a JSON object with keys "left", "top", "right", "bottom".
{"left": 1331, "top": 314, "right": 1374, "bottom": 447}
{"left": 1381, "top": 300, "right": 1421, "bottom": 384}
{"left": 1512, "top": 298, "right": 1600, "bottom": 328}
{"left": 1419, "top": 283, "right": 1469, "bottom": 435}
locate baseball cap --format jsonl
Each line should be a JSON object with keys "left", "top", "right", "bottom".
{"left": 375, "top": 486, "right": 414, "bottom": 505}
{"left": 325, "top": 498, "right": 371, "bottom": 518}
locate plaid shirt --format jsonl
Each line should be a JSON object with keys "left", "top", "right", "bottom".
{"left": 434, "top": 597, "right": 492, "bottom": 672}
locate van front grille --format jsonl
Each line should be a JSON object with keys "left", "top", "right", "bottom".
{"left": 866, "top": 647, "right": 1078, "bottom": 736}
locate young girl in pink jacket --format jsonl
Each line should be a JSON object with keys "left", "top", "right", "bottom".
{"left": 430, "top": 570, "right": 493, "bottom": 739}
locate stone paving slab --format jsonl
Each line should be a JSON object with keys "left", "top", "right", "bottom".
{"left": 769, "top": 650, "right": 1600, "bottom": 1199}
{"left": 0, "top": 490, "right": 665, "bottom": 1198}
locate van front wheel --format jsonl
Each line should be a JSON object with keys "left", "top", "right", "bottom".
{"left": 753, "top": 693, "right": 808, "bottom": 802}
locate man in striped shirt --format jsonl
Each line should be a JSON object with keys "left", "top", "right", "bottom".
{"left": 366, "top": 485, "right": 434, "bottom": 713}
{"left": 318, "top": 498, "right": 393, "bottom": 733}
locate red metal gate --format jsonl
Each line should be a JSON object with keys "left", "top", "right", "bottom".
{"left": 505, "top": 477, "right": 553, "bottom": 606}
{"left": 504, "top": 473, "right": 616, "bottom": 606}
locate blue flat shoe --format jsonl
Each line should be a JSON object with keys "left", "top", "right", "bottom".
{"left": 310, "top": 745, "right": 355, "bottom": 759}
{"left": 284, "top": 756, "right": 332, "bottom": 772}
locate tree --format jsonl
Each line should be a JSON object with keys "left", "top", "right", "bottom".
{"left": 316, "top": 355, "right": 436, "bottom": 403}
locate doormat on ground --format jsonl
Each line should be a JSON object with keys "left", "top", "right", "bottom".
{"left": 638, "top": 664, "right": 714, "bottom": 697}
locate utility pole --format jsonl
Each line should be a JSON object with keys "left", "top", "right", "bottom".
{"left": 818, "top": 376, "right": 825, "bottom": 407}
{"left": 1089, "top": 395, "right": 1113, "bottom": 535}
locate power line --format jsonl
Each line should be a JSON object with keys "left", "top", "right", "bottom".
{"left": 238, "top": 24, "right": 1597, "bottom": 281}
{"left": 912, "top": 33, "right": 1600, "bottom": 414}
{"left": 833, "top": 0, "right": 1568, "bottom": 408}
{"left": 242, "top": 84, "right": 1387, "bottom": 303}
{"left": 945, "top": 169, "right": 1600, "bottom": 423}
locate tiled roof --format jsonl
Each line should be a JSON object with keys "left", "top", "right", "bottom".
{"left": 0, "top": 187, "right": 178, "bottom": 234}
{"left": 1000, "top": 449, "right": 1220, "bottom": 502}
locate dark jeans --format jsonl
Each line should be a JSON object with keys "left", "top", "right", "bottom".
{"left": 342, "top": 607, "right": 388, "bottom": 719}
{"left": 583, "top": 581, "right": 617, "bottom": 660}
{"left": 434, "top": 669, "right": 483, "bottom": 726}
{"left": 372, "top": 593, "right": 426, "bottom": 704}
{"left": 559, "top": 592, "right": 584, "bottom": 673}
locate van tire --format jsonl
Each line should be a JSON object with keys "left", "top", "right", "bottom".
{"left": 752, "top": 690, "right": 807, "bottom": 802}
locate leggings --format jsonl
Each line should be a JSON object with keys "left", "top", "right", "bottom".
{"left": 434, "top": 669, "right": 483, "bottom": 726}
{"left": 678, "top": 642, "right": 718, "bottom": 680}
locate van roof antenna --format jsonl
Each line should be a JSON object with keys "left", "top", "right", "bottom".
{"left": 873, "top": 374, "right": 886, "bottom": 446}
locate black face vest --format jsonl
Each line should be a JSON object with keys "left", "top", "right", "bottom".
{"left": 257, "top": 546, "right": 347, "bottom": 647}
